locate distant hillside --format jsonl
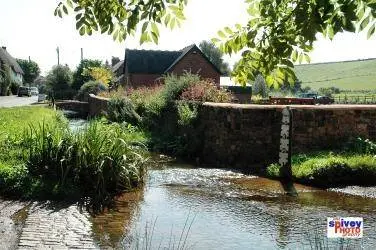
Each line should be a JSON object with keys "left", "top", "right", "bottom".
{"left": 295, "top": 58, "right": 376, "bottom": 90}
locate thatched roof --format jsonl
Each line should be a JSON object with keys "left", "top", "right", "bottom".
{"left": 0, "top": 47, "right": 24, "bottom": 74}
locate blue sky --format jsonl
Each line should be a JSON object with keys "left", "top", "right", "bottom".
{"left": 1, "top": 0, "right": 376, "bottom": 75}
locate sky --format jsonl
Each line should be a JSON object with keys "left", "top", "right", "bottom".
{"left": 1, "top": 0, "right": 376, "bottom": 75}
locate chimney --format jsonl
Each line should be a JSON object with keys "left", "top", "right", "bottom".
{"left": 1, "top": 46, "right": 6, "bottom": 51}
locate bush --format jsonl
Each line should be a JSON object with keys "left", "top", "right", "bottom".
{"left": 77, "top": 80, "right": 107, "bottom": 101}
{"left": 252, "top": 75, "right": 269, "bottom": 97}
{"left": 318, "top": 87, "right": 341, "bottom": 97}
{"left": 10, "top": 81, "right": 20, "bottom": 95}
{"left": 107, "top": 97, "right": 142, "bottom": 125}
{"left": 180, "top": 79, "right": 231, "bottom": 102}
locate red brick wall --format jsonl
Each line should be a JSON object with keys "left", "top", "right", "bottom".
{"left": 168, "top": 48, "right": 221, "bottom": 87}
{"left": 128, "top": 73, "right": 164, "bottom": 87}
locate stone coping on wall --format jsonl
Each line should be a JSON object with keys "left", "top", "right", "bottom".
{"left": 88, "top": 94, "right": 109, "bottom": 101}
{"left": 203, "top": 102, "right": 376, "bottom": 110}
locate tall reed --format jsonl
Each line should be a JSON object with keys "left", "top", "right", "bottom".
{"left": 23, "top": 120, "right": 147, "bottom": 212}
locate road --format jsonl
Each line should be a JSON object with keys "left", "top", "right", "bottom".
{"left": 0, "top": 95, "right": 38, "bottom": 108}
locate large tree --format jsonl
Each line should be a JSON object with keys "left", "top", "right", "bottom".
{"left": 47, "top": 65, "right": 74, "bottom": 100}
{"left": 72, "top": 59, "right": 102, "bottom": 90}
{"left": 55, "top": 0, "right": 376, "bottom": 87}
{"left": 16, "top": 59, "right": 40, "bottom": 84}
{"left": 199, "top": 41, "right": 231, "bottom": 76}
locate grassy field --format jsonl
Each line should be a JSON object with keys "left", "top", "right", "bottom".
{"left": 295, "top": 58, "right": 376, "bottom": 91}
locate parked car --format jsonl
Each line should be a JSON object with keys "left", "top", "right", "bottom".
{"left": 30, "top": 87, "right": 39, "bottom": 96}
{"left": 18, "top": 86, "right": 31, "bottom": 97}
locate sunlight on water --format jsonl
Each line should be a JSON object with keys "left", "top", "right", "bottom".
{"left": 92, "top": 162, "right": 376, "bottom": 249}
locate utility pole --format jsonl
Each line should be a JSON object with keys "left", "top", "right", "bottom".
{"left": 56, "top": 47, "right": 60, "bottom": 65}
{"left": 28, "top": 56, "right": 31, "bottom": 62}
{"left": 81, "top": 48, "right": 83, "bottom": 61}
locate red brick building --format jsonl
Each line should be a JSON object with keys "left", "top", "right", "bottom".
{"left": 113, "top": 44, "right": 222, "bottom": 88}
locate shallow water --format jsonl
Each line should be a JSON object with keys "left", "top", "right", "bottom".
{"left": 68, "top": 118, "right": 87, "bottom": 132}
{"left": 92, "top": 161, "right": 376, "bottom": 249}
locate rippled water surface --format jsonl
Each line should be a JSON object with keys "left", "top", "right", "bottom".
{"left": 92, "top": 162, "right": 376, "bottom": 249}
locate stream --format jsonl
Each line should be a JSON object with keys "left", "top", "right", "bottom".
{"left": 91, "top": 160, "right": 376, "bottom": 249}
{"left": 68, "top": 118, "right": 376, "bottom": 249}
{"left": 2, "top": 118, "right": 375, "bottom": 249}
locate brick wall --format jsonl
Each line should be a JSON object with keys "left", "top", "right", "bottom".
{"left": 168, "top": 48, "right": 221, "bottom": 87}
{"left": 199, "top": 103, "right": 376, "bottom": 170}
{"left": 128, "top": 73, "right": 164, "bottom": 87}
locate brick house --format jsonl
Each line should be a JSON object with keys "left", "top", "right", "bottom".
{"left": 113, "top": 44, "right": 222, "bottom": 88}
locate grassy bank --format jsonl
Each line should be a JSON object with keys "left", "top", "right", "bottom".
{"left": 0, "top": 106, "right": 148, "bottom": 212}
{"left": 267, "top": 152, "right": 376, "bottom": 187}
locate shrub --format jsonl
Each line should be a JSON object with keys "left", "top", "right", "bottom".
{"left": 77, "top": 80, "right": 107, "bottom": 101}
{"left": 107, "top": 97, "right": 142, "bottom": 125}
{"left": 99, "top": 86, "right": 126, "bottom": 99}
{"left": 180, "top": 80, "right": 231, "bottom": 103}
{"left": 252, "top": 75, "right": 269, "bottom": 98}
{"left": 127, "top": 85, "right": 164, "bottom": 116}
{"left": 10, "top": 81, "right": 20, "bottom": 95}
{"left": 318, "top": 87, "right": 341, "bottom": 97}
{"left": 177, "top": 102, "right": 199, "bottom": 126}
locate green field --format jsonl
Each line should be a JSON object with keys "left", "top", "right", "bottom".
{"left": 295, "top": 58, "right": 376, "bottom": 91}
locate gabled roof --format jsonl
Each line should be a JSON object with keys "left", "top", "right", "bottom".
{"left": 0, "top": 47, "right": 24, "bottom": 74}
{"left": 123, "top": 44, "right": 222, "bottom": 75}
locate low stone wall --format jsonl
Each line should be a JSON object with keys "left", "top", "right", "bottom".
{"left": 199, "top": 103, "right": 376, "bottom": 170}
{"left": 55, "top": 100, "right": 89, "bottom": 117}
{"left": 88, "top": 94, "right": 109, "bottom": 117}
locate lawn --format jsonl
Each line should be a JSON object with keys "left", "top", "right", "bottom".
{"left": 295, "top": 58, "right": 376, "bottom": 91}
{"left": 0, "top": 106, "right": 62, "bottom": 142}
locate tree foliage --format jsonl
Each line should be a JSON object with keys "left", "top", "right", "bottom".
{"left": 46, "top": 65, "right": 74, "bottom": 99}
{"left": 111, "top": 56, "right": 120, "bottom": 66}
{"left": 55, "top": 0, "right": 187, "bottom": 44}
{"left": 56, "top": 0, "right": 376, "bottom": 87}
{"left": 0, "top": 63, "right": 13, "bottom": 96}
{"left": 199, "top": 41, "right": 231, "bottom": 76}
{"left": 82, "top": 66, "right": 113, "bottom": 86}
{"left": 16, "top": 59, "right": 40, "bottom": 84}
{"left": 72, "top": 59, "right": 102, "bottom": 90}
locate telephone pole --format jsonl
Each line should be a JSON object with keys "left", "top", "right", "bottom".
{"left": 56, "top": 47, "right": 60, "bottom": 65}
{"left": 81, "top": 48, "right": 83, "bottom": 61}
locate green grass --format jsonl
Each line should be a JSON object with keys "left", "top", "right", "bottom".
{"left": 0, "top": 106, "right": 148, "bottom": 212}
{"left": 0, "top": 106, "right": 63, "bottom": 141}
{"left": 295, "top": 58, "right": 376, "bottom": 90}
{"left": 267, "top": 152, "right": 376, "bottom": 187}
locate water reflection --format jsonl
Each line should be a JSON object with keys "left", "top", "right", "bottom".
{"left": 92, "top": 163, "right": 376, "bottom": 249}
